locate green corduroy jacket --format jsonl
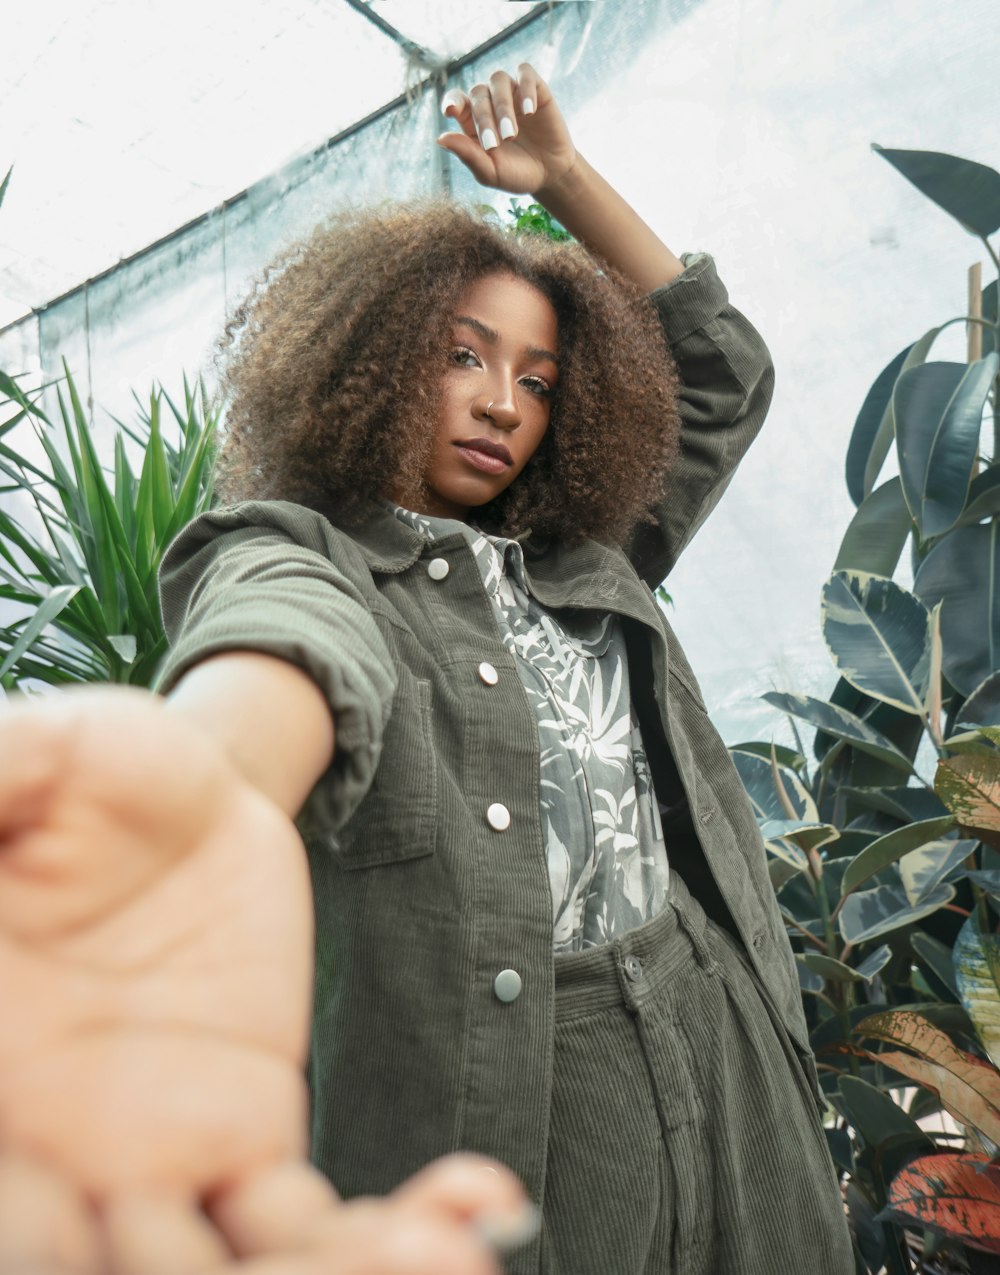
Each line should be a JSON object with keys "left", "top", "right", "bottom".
{"left": 155, "top": 253, "right": 814, "bottom": 1215}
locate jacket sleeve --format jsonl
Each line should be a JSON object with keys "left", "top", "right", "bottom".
{"left": 153, "top": 499, "right": 397, "bottom": 831}
{"left": 626, "top": 253, "right": 776, "bottom": 587}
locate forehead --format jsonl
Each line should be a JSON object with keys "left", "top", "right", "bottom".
{"left": 453, "top": 271, "right": 558, "bottom": 353}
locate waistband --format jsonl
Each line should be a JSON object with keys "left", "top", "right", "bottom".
{"left": 552, "top": 869, "right": 718, "bottom": 1020}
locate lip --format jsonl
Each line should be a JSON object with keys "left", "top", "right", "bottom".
{"left": 454, "top": 437, "right": 513, "bottom": 466}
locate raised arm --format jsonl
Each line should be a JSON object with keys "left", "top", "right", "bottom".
{"left": 436, "top": 63, "right": 684, "bottom": 290}
{"left": 438, "top": 64, "right": 774, "bottom": 584}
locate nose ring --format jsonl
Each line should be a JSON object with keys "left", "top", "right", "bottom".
{"left": 485, "top": 401, "right": 495, "bottom": 418}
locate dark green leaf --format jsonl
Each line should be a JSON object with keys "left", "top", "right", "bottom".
{"left": 959, "top": 463, "right": 1000, "bottom": 527}
{"left": 872, "top": 145, "right": 1000, "bottom": 237}
{"left": 841, "top": 818, "right": 957, "bottom": 896}
{"left": 762, "top": 691, "right": 915, "bottom": 772}
{"left": 834, "top": 477, "right": 913, "bottom": 577}
{"left": 839, "top": 1074, "right": 934, "bottom": 1147}
{"left": 0, "top": 165, "right": 11, "bottom": 211}
{"left": 894, "top": 356, "right": 998, "bottom": 538}
{"left": 839, "top": 881, "right": 955, "bottom": 944}
{"left": 839, "top": 785, "right": 949, "bottom": 823}
{"left": 912, "top": 931, "right": 960, "bottom": 999}
{"left": 822, "top": 571, "right": 931, "bottom": 715}
{"left": 730, "top": 749, "right": 814, "bottom": 823}
{"left": 847, "top": 346, "right": 913, "bottom": 506}
{"left": 914, "top": 522, "right": 1000, "bottom": 696}
{"left": 957, "top": 672, "right": 1000, "bottom": 729}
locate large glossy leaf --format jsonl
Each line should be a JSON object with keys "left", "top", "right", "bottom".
{"left": 855, "top": 1009, "right": 1000, "bottom": 1114}
{"left": 859, "top": 1045, "right": 1000, "bottom": 1146}
{"left": 935, "top": 751, "right": 1000, "bottom": 848}
{"left": 762, "top": 690, "right": 915, "bottom": 773}
{"left": 881, "top": 1153, "right": 1000, "bottom": 1254}
{"left": 846, "top": 344, "right": 913, "bottom": 506}
{"left": 958, "top": 462, "right": 1000, "bottom": 527}
{"left": 840, "top": 817, "right": 957, "bottom": 896}
{"left": 894, "top": 356, "right": 998, "bottom": 538}
{"left": 915, "top": 522, "right": 1000, "bottom": 696}
{"left": 911, "top": 932, "right": 959, "bottom": 999}
{"left": 822, "top": 571, "right": 931, "bottom": 715}
{"left": 954, "top": 913, "right": 1000, "bottom": 1070}
{"left": 872, "top": 145, "right": 1000, "bottom": 237}
{"left": 838, "top": 1074, "right": 932, "bottom": 1147}
{"left": 833, "top": 477, "right": 913, "bottom": 577}
{"left": 730, "top": 750, "right": 813, "bottom": 823}
{"left": 956, "top": 671, "right": 1000, "bottom": 730}
{"left": 839, "top": 881, "right": 955, "bottom": 944}
{"left": 838, "top": 785, "right": 949, "bottom": 824}
{"left": 898, "top": 838, "right": 977, "bottom": 906}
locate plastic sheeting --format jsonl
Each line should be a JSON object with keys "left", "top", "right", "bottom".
{"left": 3, "top": 0, "right": 999, "bottom": 749}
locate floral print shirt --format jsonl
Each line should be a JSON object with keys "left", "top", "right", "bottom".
{"left": 390, "top": 503, "right": 670, "bottom": 954}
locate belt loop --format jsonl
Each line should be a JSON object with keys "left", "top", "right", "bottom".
{"left": 671, "top": 900, "right": 718, "bottom": 976}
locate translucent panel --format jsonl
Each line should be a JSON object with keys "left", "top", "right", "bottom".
{"left": 367, "top": 0, "right": 552, "bottom": 61}
{"left": 0, "top": 0, "right": 407, "bottom": 325}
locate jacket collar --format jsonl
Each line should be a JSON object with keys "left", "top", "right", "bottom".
{"left": 347, "top": 502, "right": 659, "bottom": 629}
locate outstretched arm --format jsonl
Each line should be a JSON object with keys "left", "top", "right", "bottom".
{"left": 436, "top": 63, "right": 685, "bottom": 290}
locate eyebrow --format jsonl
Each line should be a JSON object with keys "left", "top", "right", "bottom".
{"left": 454, "top": 314, "right": 559, "bottom": 367}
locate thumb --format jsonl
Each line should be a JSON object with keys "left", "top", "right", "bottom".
{"left": 436, "top": 133, "right": 497, "bottom": 188}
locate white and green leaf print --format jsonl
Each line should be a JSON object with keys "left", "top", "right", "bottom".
{"left": 391, "top": 503, "right": 670, "bottom": 953}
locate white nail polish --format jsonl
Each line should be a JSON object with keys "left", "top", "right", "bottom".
{"left": 499, "top": 117, "right": 516, "bottom": 140}
{"left": 522, "top": 98, "right": 535, "bottom": 115}
{"left": 481, "top": 128, "right": 498, "bottom": 151}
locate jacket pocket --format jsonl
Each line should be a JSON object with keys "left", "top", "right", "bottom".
{"left": 331, "top": 675, "right": 438, "bottom": 869}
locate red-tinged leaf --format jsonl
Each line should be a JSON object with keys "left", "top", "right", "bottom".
{"left": 881, "top": 1152, "right": 1000, "bottom": 1254}
{"left": 935, "top": 751, "right": 1000, "bottom": 849}
{"left": 860, "top": 1048, "right": 1000, "bottom": 1145}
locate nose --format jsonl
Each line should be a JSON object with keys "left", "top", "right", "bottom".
{"left": 477, "top": 386, "right": 521, "bottom": 430}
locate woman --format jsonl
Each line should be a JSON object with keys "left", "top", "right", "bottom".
{"left": 0, "top": 65, "right": 853, "bottom": 1273}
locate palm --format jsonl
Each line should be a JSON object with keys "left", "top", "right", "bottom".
{"left": 0, "top": 689, "right": 313, "bottom": 1200}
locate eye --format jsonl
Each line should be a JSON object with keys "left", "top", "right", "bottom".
{"left": 520, "top": 375, "right": 553, "bottom": 398}
{"left": 449, "top": 345, "right": 481, "bottom": 368}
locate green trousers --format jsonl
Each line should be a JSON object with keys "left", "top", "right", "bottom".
{"left": 518, "top": 871, "right": 855, "bottom": 1275}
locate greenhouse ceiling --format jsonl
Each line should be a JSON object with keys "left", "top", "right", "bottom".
{"left": 0, "top": 0, "right": 560, "bottom": 330}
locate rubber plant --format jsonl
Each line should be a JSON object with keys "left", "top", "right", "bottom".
{"left": 733, "top": 146, "right": 1000, "bottom": 1273}
{"left": 0, "top": 368, "right": 218, "bottom": 690}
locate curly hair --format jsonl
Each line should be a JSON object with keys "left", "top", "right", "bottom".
{"left": 213, "top": 202, "right": 681, "bottom": 546}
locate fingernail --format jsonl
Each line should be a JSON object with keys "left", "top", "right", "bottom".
{"left": 440, "top": 93, "right": 458, "bottom": 115}
{"left": 522, "top": 98, "right": 535, "bottom": 115}
{"left": 499, "top": 117, "right": 516, "bottom": 141}
{"left": 475, "top": 1203, "right": 541, "bottom": 1253}
{"left": 481, "top": 128, "right": 498, "bottom": 151}
{"left": 479, "top": 1166, "right": 500, "bottom": 1178}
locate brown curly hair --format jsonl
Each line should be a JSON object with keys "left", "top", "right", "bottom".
{"left": 214, "top": 202, "right": 680, "bottom": 546}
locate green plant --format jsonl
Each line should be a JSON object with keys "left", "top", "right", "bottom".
{"left": 734, "top": 146, "right": 1000, "bottom": 1272}
{"left": 0, "top": 368, "right": 218, "bottom": 689}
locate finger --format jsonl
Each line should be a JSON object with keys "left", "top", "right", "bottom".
{"left": 99, "top": 1192, "right": 229, "bottom": 1275}
{"left": 390, "top": 1154, "right": 538, "bottom": 1253}
{"left": 439, "top": 89, "right": 476, "bottom": 141}
{"left": 0, "top": 1154, "right": 100, "bottom": 1274}
{"left": 516, "top": 63, "right": 538, "bottom": 116}
{"left": 435, "top": 132, "right": 498, "bottom": 188}
{"left": 467, "top": 80, "right": 503, "bottom": 153}
{"left": 488, "top": 70, "right": 518, "bottom": 142}
{"left": 208, "top": 1161, "right": 339, "bottom": 1258}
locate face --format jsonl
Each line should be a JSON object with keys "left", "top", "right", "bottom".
{"left": 396, "top": 271, "right": 559, "bottom": 522}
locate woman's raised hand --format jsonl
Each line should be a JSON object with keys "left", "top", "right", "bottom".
{"left": 436, "top": 63, "right": 577, "bottom": 197}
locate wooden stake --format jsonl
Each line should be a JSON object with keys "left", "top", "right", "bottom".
{"left": 968, "top": 261, "right": 983, "bottom": 362}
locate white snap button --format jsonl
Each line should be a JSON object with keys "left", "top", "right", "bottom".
{"left": 494, "top": 969, "right": 522, "bottom": 1002}
{"left": 478, "top": 661, "right": 499, "bottom": 685}
{"left": 486, "top": 802, "right": 511, "bottom": 831}
{"left": 427, "top": 557, "right": 450, "bottom": 581}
